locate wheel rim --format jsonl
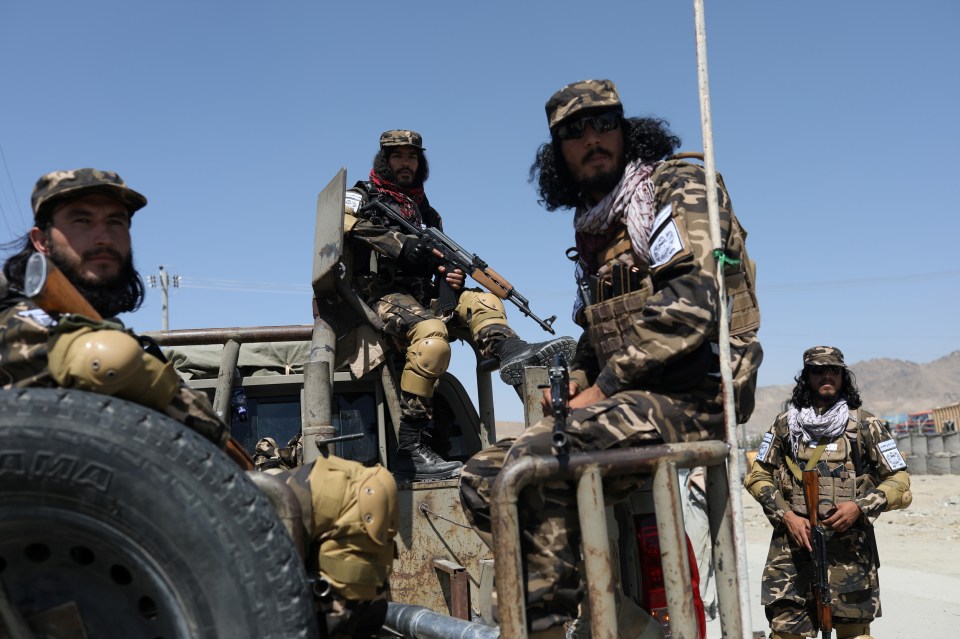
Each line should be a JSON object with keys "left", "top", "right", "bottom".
{"left": 0, "top": 505, "right": 198, "bottom": 639}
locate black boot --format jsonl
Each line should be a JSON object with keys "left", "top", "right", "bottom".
{"left": 395, "top": 421, "right": 463, "bottom": 481}
{"left": 495, "top": 336, "right": 578, "bottom": 386}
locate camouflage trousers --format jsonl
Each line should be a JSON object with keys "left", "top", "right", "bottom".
{"left": 459, "top": 380, "right": 723, "bottom": 631}
{"left": 373, "top": 290, "right": 513, "bottom": 422}
{"left": 762, "top": 524, "right": 880, "bottom": 636}
{"left": 163, "top": 384, "right": 230, "bottom": 447}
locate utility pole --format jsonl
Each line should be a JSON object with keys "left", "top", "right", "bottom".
{"left": 147, "top": 266, "right": 181, "bottom": 330}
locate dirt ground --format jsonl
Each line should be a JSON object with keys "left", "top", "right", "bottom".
{"left": 723, "top": 473, "right": 960, "bottom": 638}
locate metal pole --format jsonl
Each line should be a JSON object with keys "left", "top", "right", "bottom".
{"left": 578, "top": 467, "right": 617, "bottom": 639}
{"left": 653, "top": 461, "right": 697, "bottom": 639}
{"left": 692, "top": 1, "right": 753, "bottom": 636}
{"left": 159, "top": 265, "right": 169, "bottom": 331}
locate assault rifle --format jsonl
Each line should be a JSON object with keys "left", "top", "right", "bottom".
{"left": 802, "top": 469, "right": 833, "bottom": 639}
{"left": 358, "top": 199, "right": 557, "bottom": 334}
{"left": 546, "top": 352, "right": 570, "bottom": 454}
{"left": 22, "top": 253, "right": 255, "bottom": 471}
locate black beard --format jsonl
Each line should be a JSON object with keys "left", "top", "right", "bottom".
{"left": 578, "top": 167, "right": 623, "bottom": 198}
{"left": 576, "top": 149, "right": 626, "bottom": 199}
{"left": 49, "top": 247, "right": 143, "bottom": 319}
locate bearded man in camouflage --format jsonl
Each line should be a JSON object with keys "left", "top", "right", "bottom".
{"left": 458, "top": 79, "right": 762, "bottom": 638}
{"left": 344, "top": 130, "right": 576, "bottom": 481}
{"left": 0, "top": 168, "right": 226, "bottom": 445}
{"left": 745, "top": 346, "right": 911, "bottom": 639}
{"left": 1, "top": 170, "right": 401, "bottom": 637}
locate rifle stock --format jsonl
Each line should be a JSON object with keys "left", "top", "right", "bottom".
{"left": 23, "top": 253, "right": 250, "bottom": 466}
{"left": 802, "top": 469, "right": 833, "bottom": 639}
{"left": 25, "top": 253, "right": 102, "bottom": 321}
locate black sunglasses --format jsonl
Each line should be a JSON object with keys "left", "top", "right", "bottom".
{"left": 555, "top": 111, "right": 622, "bottom": 140}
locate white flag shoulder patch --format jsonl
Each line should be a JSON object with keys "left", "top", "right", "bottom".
{"left": 650, "top": 221, "right": 684, "bottom": 267}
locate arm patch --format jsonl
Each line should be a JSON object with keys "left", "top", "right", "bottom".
{"left": 755, "top": 432, "right": 774, "bottom": 464}
{"left": 877, "top": 438, "right": 907, "bottom": 471}
{"left": 344, "top": 190, "right": 364, "bottom": 214}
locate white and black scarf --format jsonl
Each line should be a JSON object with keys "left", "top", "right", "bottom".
{"left": 787, "top": 400, "right": 849, "bottom": 460}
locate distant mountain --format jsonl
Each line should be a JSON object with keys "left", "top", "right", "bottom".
{"left": 744, "top": 351, "right": 960, "bottom": 438}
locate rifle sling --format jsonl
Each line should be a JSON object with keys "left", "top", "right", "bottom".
{"left": 785, "top": 440, "right": 829, "bottom": 482}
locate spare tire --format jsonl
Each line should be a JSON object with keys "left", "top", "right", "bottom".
{"left": 0, "top": 388, "right": 317, "bottom": 639}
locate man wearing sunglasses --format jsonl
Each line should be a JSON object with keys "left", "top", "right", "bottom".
{"left": 459, "top": 79, "right": 762, "bottom": 638}
{"left": 745, "top": 346, "right": 910, "bottom": 639}
{"left": 344, "top": 130, "right": 577, "bottom": 482}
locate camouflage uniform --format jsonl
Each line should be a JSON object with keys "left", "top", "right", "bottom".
{"left": 460, "top": 80, "right": 762, "bottom": 631}
{"left": 744, "top": 347, "right": 912, "bottom": 638}
{"left": 0, "top": 168, "right": 227, "bottom": 446}
{"left": 344, "top": 130, "right": 576, "bottom": 480}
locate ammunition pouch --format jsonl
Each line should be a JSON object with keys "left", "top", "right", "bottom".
{"left": 584, "top": 286, "right": 652, "bottom": 366}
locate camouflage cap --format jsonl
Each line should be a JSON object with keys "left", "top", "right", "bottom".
{"left": 379, "top": 130, "right": 425, "bottom": 150}
{"left": 545, "top": 79, "right": 623, "bottom": 130}
{"left": 803, "top": 346, "right": 846, "bottom": 368}
{"left": 31, "top": 168, "right": 147, "bottom": 221}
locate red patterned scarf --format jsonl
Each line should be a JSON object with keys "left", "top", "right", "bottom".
{"left": 370, "top": 170, "right": 426, "bottom": 222}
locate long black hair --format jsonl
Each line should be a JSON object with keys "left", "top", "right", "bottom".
{"left": 790, "top": 367, "right": 863, "bottom": 409}
{"left": 372, "top": 147, "right": 430, "bottom": 186}
{"left": 529, "top": 115, "right": 681, "bottom": 211}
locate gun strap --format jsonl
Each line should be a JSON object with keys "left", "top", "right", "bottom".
{"left": 785, "top": 439, "right": 829, "bottom": 482}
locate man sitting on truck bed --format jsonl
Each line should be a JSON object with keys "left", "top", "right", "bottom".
{"left": 344, "top": 129, "right": 577, "bottom": 481}
{"left": 459, "top": 79, "right": 763, "bottom": 638}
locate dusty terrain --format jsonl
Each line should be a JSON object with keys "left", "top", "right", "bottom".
{"left": 728, "top": 474, "right": 960, "bottom": 638}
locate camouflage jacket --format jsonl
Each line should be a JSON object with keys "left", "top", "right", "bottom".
{"left": 0, "top": 293, "right": 227, "bottom": 446}
{"left": 570, "top": 159, "right": 762, "bottom": 419}
{"left": 343, "top": 181, "right": 443, "bottom": 305}
{"left": 743, "top": 407, "right": 911, "bottom": 616}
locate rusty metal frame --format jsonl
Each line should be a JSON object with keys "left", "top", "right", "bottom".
{"left": 432, "top": 559, "right": 471, "bottom": 621}
{"left": 490, "top": 440, "right": 742, "bottom": 639}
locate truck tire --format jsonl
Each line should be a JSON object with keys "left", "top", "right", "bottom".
{"left": 0, "top": 388, "right": 317, "bottom": 639}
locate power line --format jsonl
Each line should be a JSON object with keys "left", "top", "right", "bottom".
{"left": 0, "top": 140, "right": 28, "bottom": 235}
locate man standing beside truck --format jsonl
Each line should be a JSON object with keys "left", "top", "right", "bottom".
{"left": 344, "top": 129, "right": 577, "bottom": 481}
{"left": 459, "top": 79, "right": 762, "bottom": 638}
{"left": 744, "top": 346, "right": 912, "bottom": 639}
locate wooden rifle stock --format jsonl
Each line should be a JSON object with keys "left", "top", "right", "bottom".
{"left": 25, "top": 253, "right": 102, "bottom": 321}
{"left": 802, "top": 469, "right": 833, "bottom": 638}
{"left": 25, "top": 253, "right": 253, "bottom": 469}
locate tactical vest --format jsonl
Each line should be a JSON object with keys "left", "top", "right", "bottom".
{"left": 345, "top": 181, "right": 442, "bottom": 302}
{"left": 782, "top": 417, "right": 863, "bottom": 519}
{"left": 581, "top": 158, "right": 761, "bottom": 414}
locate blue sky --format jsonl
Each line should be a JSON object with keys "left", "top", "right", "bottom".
{"left": 1, "top": 1, "right": 957, "bottom": 423}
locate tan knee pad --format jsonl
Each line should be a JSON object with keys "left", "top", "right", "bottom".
{"left": 456, "top": 290, "right": 507, "bottom": 334}
{"left": 401, "top": 319, "right": 450, "bottom": 397}
{"left": 835, "top": 623, "right": 871, "bottom": 639}
{"left": 48, "top": 327, "right": 179, "bottom": 410}
{"left": 769, "top": 633, "right": 805, "bottom": 639}
{"left": 308, "top": 456, "right": 399, "bottom": 601}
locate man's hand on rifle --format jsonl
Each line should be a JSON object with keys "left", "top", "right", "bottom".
{"left": 568, "top": 384, "right": 607, "bottom": 410}
{"left": 540, "top": 381, "right": 579, "bottom": 416}
{"left": 784, "top": 511, "right": 813, "bottom": 551}
{"left": 438, "top": 266, "right": 464, "bottom": 290}
{"left": 822, "top": 501, "right": 861, "bottom": 533}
